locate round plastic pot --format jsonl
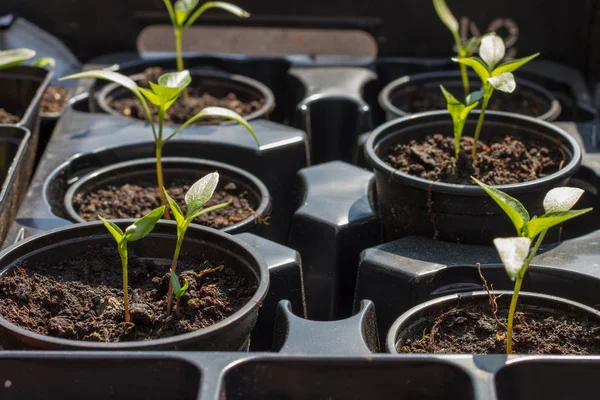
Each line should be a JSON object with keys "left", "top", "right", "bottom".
{"left": 96, "top": 69, "right": 275, "bottom": 123}
{"left": 364, "top": 110, "right": 582, "bottom": 244}
{"left": 0, "top": 220, "right": 269, "bottom": 350}
{"left": 379, "top": 71, "right": 561, "bottom": 122}
{"left": 64, "top": 157, "right": 271, "bottom": 235}
{"left": 386, "top": 290, "right": 600, "bottom": 353}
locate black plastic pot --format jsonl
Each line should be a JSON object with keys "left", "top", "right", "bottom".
{"left": 0, "top": 66, "right": 52, "bottom": 201}
{"left": 0, "top": 220, "right": 269, "bottom": 350}
{"left": 96, "top": 69, "right": 275, "bottom": 123}
{"left": 386, "top": 290, "right": 600, "bottom": 354}
{"left": 379, "top": 71, "right": 562, "bottom": 121}
{"left": 64, "top": 157, "right": 271, "bottom": 235}
{"left": 0, "top": 126, "right": 31, "bottom": 245}
{"left": 365, "top": 110, "right": 582, "bottom": 244}
{"left": 38, "top": 86, "right": 72, "bottom": 166}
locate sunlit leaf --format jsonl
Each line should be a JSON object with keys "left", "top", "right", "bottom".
{"left": 124, "top": 206, "right": 165, "bottom": 242}
{"left": 148, "top": 81, "right": 182, "bottom": 105}
{"left": 0, "top": 48, "right": 36, "bottom": 70}
{"left": 492, "top": 53, "right": 540, "bottom": 76}
{"left": 493, "top": 237, "right": 531, "bottom": 281}
{"left": 479, "top": 34, "right": 505, "bottom": 70}
{"left": 433, "top": 0, "right": 458, "bottom": 34}
{"left": 158, "top": 70, "right": 191, "bottom": 91}
{"left": 453, "top": 57, "right": 490, "bottom": 83}
{"left": 472, "top": 177, "right": 530, "bottom": 234}
{"left": 487, "top": 72, "right": 516, "bottom": 93}
{"left": 190, "top": 199, "right": 232, "bottom": 220}
{"left": 184, "top": 1, "right": 250, "bottom": 29}
{"left": 543, "top": 187, "right": 585, "bottom": 213}
{"left": 139, "top": 87, "right": 162, "bottom": 107}
{"left": 163, "top": 188, "right": 185, "bottom": 226}
{"left": 99, "top": 215, "right": 124, "bottom": 244}
{"left": 185, "top": 172, "right": 219, "bottom": 216}
{"left": 526, "top": 209, "right": 593, "bottom": 240}
{"left": 32, "top": 57, "right": 56, "bottom": 69}
{"left": 175, "top": 0, "right": 200, "bottom": 24}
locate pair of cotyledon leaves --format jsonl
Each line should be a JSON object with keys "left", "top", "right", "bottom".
{"left": 165, "top": 0, "right": 249, "bottom": 29}
{"left": 473, "top": 178, "right": 592, "bottom": 280}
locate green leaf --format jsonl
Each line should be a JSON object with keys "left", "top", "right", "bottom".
{"left": 170, "top": 271, "right": 189, "bottom": 298}
{"left": 32, "top": 57, "right": 56, "bottom": 69}
{"left": 440, "top": 85, "right": 478, "bottom": 157}
{"left": 463, "top": 36, "right": 482, "bottom": 57}
{"left": 99, "top": 215, "right": 124, "bottom": 244}
{"left": 158, "top": 70, "right": 191, "bottom": 91}
{"left": 163, "top": 0, "right": 178, "bottom": 25}
{"left": 148, "top": 81, "right": 182, "bottom": 105}
{"left": 0, "top": 48, "right": 36, "bottom": 70}
{"left": 175, "top": 0, "right": 200, "bottom": 24}
{"left": 492, "top": 53, "right": 540, "bottom": 76}
{"left": 487, "top": 72, "right": 516, "bottom": 93}
{"left": 479, "top": 34, "right": 505, "bottom": 70}
{"left": 124, "top": 206, "right": 165, "bottom": 242}
{"left": 466, "top": 89, "right": 483, "bottom": 105}
{"left": 184, "top": 1, "right": 250, "bottom": 29}
{"left": 163, "top": 188, "right": 185, "bottom": 226}
{"left": 432, "top": 0, "right": 459, "bottom": 34}
{"left": 472, "top": 177, "right": 530, "bottom": 234}
{"left": 190, "top": 199, "right": 232, "bottom": 220}
{"left": 452, "top": 57, "right": 490, "bottom": 83}
{"left": 526, "top": 208, "right": 593, "bottom": 240}
{"left": 543, "top": 187, "right": 585, "bottom": 213}
{"left": 165, "top": 106, "right": 259, "bottom": 144}
{"left": 185, "top": 172, "right": 219, "bottom": 216}
{"left": 139, "top": 87, "right": 162, "bottom": 107}
{"left": 493, "top": 237, "right": 532, "bottom": 281}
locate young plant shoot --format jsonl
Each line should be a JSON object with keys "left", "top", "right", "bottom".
{"left": 440, "top": 85, "right": 481, "bottom": 158}
{"left": 0, "top": 48, "right": 55, "bottom": 70}
{"left": 170, "top": 271, "right": 189, "bottom": 319}
{"left": 433, "top": 0, "right": 481, "bottom": 99}
{"left": 60, "top": 69, "right": 258, "bottom": 217}
{"left": 163, "top": 0, "right": 249, "bottom": 98}
{"left": 99, "top": 206, "right": 165, "bottom": 323}
{"left": 162, "top": 172, "right": 231, "bottom": 314}
{"left": 454, "top": 34, "right": 539, "bottom": 159}
{"left": 473, "top": 177, "right": 592, "bottom": 354}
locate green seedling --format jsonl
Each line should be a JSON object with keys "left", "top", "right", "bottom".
{"left": 433, "top": 0, "right": 481, "bottom": 99}
{"left": 473, "top": 177, "right": 592, "bottom": 354}
{"left": 0, "top": 48, "right": 55, "bottom": 70}
{"left": 454, "top": 34, "right": 539, "bottom": 159}
{"left": 170, "top": 271, "right": 189, "bottom": 319}
{"left": 440, "top": 85, "right": 481, "bottom": 158}
{"left": 60, "top": 69, "right": 258, "bottom": 217}
{"left": 100, "top": 206, "right": 165, "bottom": 322}
{"left": 163, "top": 172, "right": 231, "bottom": 313}
{"left": 163, "top": 0, "right": 249, "bottom": 99}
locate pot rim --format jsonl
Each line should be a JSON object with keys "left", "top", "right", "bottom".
{"left": 0, "top": 66, "right": 53, "bottom": 127}
{"left": 0, "top": 219, "right": 269, "bottom": 349}
{"left": 0, "top": 125, "right": 31, "bottom": 205}
{"left": 96, "top": 69, "right": 275, "bottom": 124}
{"left": 63, "top": 157, "right": 271, "bottom": 234}
{"left": 364, "top": 109, "right": 582, "bottom": 196}
{"left": 386, "top": 290, "right": 600, "bottom": 353}
{"left": 378, "top": 70, "right": 562, "bottom": 122}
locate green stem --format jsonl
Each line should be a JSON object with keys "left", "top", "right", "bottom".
{"left": 167, "top": 226, "right": 186, "bottom": 314}
{"left": 119, "top": 242, "right": 130, "bottom": 323}
{"left": 156, "top": 110, "right": 170, "bottom": 219}
{"left": 174, "top": 28, "right": 190, "bottom": 101}
{"left": 459, "top": 63, "right": 470, "bottom": 101}
{"left": 505, "top": 230, "right": 547, "bottom": 354}
{"left": 472, "top": 87, "right": 491, "bottom": 160}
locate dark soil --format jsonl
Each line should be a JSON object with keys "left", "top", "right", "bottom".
{"left": 41, "top": 86, "right": 70, "bottom": 114}
{"left": 73, "top": 180, "right": 256, "bottom": 229}
{"left": 108, "top": 67, "right": 266, "bottom": 125}
{"left": 0, "top": 108, "right": 20, "bottom": 124}
{"left": 385, "top": 134, "right": 564, "bottom": 185}
{"left": 396, "top": 85, "right": 548, "bottom": 117}
{"left": 399, "top": 296, "right": 600, "bottom": 355}
{"left": 0, "top": 245, "right": 256, "bottom": 342}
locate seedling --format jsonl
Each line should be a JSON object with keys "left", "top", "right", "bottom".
{"left": 433, "top": 0, "right": 481, "bottom": 99}
{"left": 0, "top": 48, "right": 55, "bottom": 70}
{"left": 473, "top": 177, "right": 592, "bottom": 354}
{"left": 454, "top": 34, "right": 539, "bottom": 159}
{"left": 440, "top": 85, "right": 481, "bottom": 158}
{"left": 170, "top": 271, "right": 189, "bottom": 319}
{"left": 163, "top": 172, "right": 231, "bottom": 313}
{"left": 163, "top": 0, "right": 249, "bottom": 98}
{"left": 60, "top": 69, "right": 258, "bottom": 216}
{"left": 99, "top": 206, "right": 165, "bottom": 322}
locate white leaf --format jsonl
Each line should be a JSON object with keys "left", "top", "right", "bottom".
{"left": 480, "top": 34, "right": 505, "bottom": 69}
{"left": 487, "top": 72, "right": 516, "bottom": 93}
{"left": 185, "top": 172, "right": 219, "bottom": 215}
{"left": 543, "top": 187, "right": 585, "bottom": 213}
{"left": 494, "top": 237, "right": 531, "bottom": 281}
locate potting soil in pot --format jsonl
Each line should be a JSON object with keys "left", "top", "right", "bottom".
{"left": 397, "top": 85, "right": 547, "bottom": 117}
{"left": 0, "top": 245, "right": 256, "bottom": 342}
{"left": 385, "top": 133, "right": 564, "bottom": 185}
{"left": 108, "top": 67, "right": 266, "bottom": 124}
{"left": 0, "top": 108, "right": 20, "bottom": 124}
{"left": 41, "top": 86, "right": 70, "bottom": 114}
{"left": 399, "top": 296, "right": 600, "bottom": 355}
{"left": 74, "top": 180, "right": 255, "bottom": 228}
